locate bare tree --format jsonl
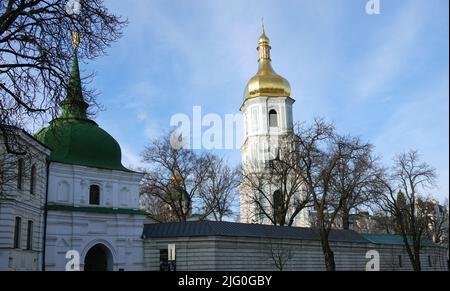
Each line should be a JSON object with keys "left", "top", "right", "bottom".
{"left": 140, "top": 134, "right": 239, "bottom": 223}
{"left": 241, "top": 134, "right": 310, "bottom": 226}
{"left": 434, "top": 200, "right": 449, "bottom": 245}
{"left": 371, "top": 210, "right": 397, "bottom": 234}
{"left": 331, "top": 136, "right": 380, "bottom": 230}
{"left": 0, "top": 125, "right": 41, "bottom": 195}
{"left": 422, "top": 199, "right": 448, "bottom": 245}
{"left": 263, "top": 239, "right": 293, "bottom": 271}
{"left": 0, "top": 0, "right": 126, "bottom": 151}
{"left": 140, "top": 134, "right": 211, "bottom": 222}
{"left": 295, "top": 119, "right": 375, "bottom": 271}
{"left": 139, "top": 194, "right": 179, "bottom": 223}
{"left": 376, "top": 150, "right": 437, "bottom": 271}
{"left": 294, "top": 119, "right": 341, "bottom": 271}
{"left": 0, "top": 126, "right": 22, "bottom": 192}
{"left": 198, "top": 154, "right": 240, "bottom": 221}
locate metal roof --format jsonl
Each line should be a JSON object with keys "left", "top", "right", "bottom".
{"left": 142, "top": 221, "right": 369, "bottom": 243}
{"left": 361, "top": 233, "right": 439, "bottom": 247}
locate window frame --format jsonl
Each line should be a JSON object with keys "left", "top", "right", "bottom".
{"left": 14, "top": 217, "right": 21, "bottom": 249}
{"left": 26, "top": 220, "right": 33, "bottom": 250}
{"left": 30, "top": 164, "right": 36, "bottom": 195}
{"left": 269, "top": 109, "right": 278, "bottom": 128}
{"left": 89, "top": 185, "right": 101, "bottom": 206}
{"left": 17, "top": 158, "right": 24, "bottom": 190}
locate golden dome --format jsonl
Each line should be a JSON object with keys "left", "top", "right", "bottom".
{"left": 243, "top": 29, "right": 291, "bottom": 100}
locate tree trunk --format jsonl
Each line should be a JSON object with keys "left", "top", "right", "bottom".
{"left": 401, "top": 233, "right": 422, "bottom": 271}
{"left": 320, "top": 231, "right": 336, "bottom": 271}
{"left": 342, "top": 210, "right": 350, "bottom": 230}
{"left": 412, "top": 254, "right": 421, "bottom": 271}
{"left": 413, "top": 243, "right": 422, "bottom": 271}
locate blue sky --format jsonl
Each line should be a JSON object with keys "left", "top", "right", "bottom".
{"left": 74, "top": 0, "right": 448, "bottom": 202}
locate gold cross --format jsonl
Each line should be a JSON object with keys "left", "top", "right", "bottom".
{"left": 261, "top": 17, "right": 265, "bottom": 33}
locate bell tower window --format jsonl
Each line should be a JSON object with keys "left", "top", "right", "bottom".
{"left": 269, "top": 109, "right": 278, "bottom": 127}
{"left": 89, "top": 185, "right": 100, "bottom": 205}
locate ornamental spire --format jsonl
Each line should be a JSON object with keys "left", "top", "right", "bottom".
{"left": 61, "top": 31, "right": 89, "bottom": 120}
{"left": 242, "top": 23, "right": 291, "bottom": 100}
{"left": 72, "top": 31, "right": 80, "bottom": 50}
{"left": 257, "top": 20, "right": 271, "bottom": 62}
{"left": 261, "top": 17, "right": 265, "bottom": 34}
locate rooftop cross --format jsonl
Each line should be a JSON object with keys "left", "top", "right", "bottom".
{"left": 261, "top": 17, "right": 265, "bottom": 34}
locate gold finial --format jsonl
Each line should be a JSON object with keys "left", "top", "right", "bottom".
{"left": 258, "top": 18, "right": 269, "bottom": 45}
{"left": 71, "top": 31, "right": 80, "bottom": 50}
{"left": 257, "top": 18, "right": 270, "bottom": 60}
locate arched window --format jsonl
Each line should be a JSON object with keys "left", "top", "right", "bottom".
{"left": 17, "top": 158, "right": 24, "bottom": 189}
{"left": 30, "top": 164, "right": 36, "bottom": 195}
{"left": 269, "top": 109, "right": 278, "bottom": 127}
{"left": 89, "top": 185, "right": 100, "bottom": 205}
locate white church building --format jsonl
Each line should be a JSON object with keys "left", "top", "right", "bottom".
{"left": 34, "top": 35, "right": 145, "bottom": 271}
{"left": 0, "top": 59, "right": 146, "bottom": 269}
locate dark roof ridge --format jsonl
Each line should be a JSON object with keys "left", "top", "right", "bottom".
{"left": 142, "top": 220, "right": 369, "bottom": 244}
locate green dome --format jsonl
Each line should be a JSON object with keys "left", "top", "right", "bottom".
{"left": 35, "top": 44, "right": 131, "bottom": 172}
{"left": 36, "top": 118, "right": 130, "bottom": 172}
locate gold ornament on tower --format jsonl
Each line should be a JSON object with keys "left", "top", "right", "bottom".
{"left": 243, "top": 22, "right": 291, "bottom": 100}
{"left": 72, "top": 31, "right": 80, "bottom": 49}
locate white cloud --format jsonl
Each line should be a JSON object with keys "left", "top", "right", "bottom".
{"left": 137, "top": 112, "right": 148, "bottom": 121}
{"left": 121, "top": 145, "right": 146, "bottom": 170}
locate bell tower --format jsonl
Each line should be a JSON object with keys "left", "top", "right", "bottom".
{"left": 240, "top": 25, "right": 306, "bottom": 226}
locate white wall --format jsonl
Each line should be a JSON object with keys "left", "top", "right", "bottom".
{"left": 0, "top": 130, "right": 50, "bottom": 271}
{"left": 44, "top": 162, "right": 145, "bottom": 271}
{"left": 44, "top": 211, "right": 145, "bottom": 271}
{"left": 144, "top": 236, "right": 448, "bottom": 271}
{"left": 47, "top": 163, "right": 141, "bottom": 209}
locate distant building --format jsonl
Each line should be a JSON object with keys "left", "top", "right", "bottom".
{"left": 348, "top": 212, "right": 379, "bottom": 233}
{"left": 423, "top": 198, "right": 449, "bottom": 244}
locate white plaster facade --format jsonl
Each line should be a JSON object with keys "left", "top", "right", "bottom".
{"left": 44, "top": 162, "right": 145, "bottom": 271}
{"left": 0, "top": 128, "right": 50, "bottom": 271}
